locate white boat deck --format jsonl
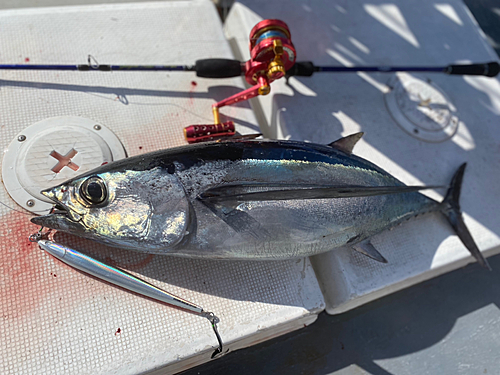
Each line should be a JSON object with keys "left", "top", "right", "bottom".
{"left": 1, "top": 0, "right": 499, "bottom": 374}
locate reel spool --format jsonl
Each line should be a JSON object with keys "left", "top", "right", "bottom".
{"left": 246, "top": 19, "right": 296, "bottom": 85}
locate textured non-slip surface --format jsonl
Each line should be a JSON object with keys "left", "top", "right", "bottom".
{"left": 0, "top": 2, "right": 324, "bottom": 374}
{"left": 183, "top": 255, "right": 500, "bottom": 375}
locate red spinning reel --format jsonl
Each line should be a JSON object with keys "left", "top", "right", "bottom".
{"left": 184, "top": 19, "right": 296, "bottom": 143}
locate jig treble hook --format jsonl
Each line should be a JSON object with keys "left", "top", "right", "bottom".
{"left": 201, "top": 311, "right": 224, "bottom": 358}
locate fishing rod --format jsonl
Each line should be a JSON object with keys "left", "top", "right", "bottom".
{"left": 2, "top": 18, "right": 498, "bottom": 142}
{"left": 1, "top": 58, "right": 497, "bottom": 77}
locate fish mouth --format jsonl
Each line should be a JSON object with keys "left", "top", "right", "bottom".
{"left": 30, "top": 189, "right": 82, "bottom": 228}
{"left": 51, "top": 201, "right": 71, "bottom": 216}
{"left": 41, "top": 190, "right": 74, "bottom": 217}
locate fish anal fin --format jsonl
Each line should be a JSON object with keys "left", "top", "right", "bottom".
{"left": 328, "top": 132, "right": 364, "bottom": 155}
{"left": 352, "top": 239, "right": 388, "bottom": 263}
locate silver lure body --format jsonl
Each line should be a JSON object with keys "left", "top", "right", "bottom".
{"left": 32, "top": 137, "right": 441, "bottom": 260}
{"left": 37, "top": 239, "right": 204, "bottom": 313}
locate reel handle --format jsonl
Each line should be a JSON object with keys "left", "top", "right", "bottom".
{"left": 184, "top": 121, "right": 235, "bottom": 143}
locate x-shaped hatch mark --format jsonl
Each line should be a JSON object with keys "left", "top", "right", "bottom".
{"left": 50, "top": 148, "right": 80, "bottom": 173}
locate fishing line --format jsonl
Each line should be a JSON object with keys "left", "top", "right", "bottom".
{"left": 0, "top": 199, "right": 55, "bottom": 215}
{"left": 0, "top": 199, "right": 33, "bottom": 216}
{"left": 0, "top": 194, "right": 57, "bottom": 216}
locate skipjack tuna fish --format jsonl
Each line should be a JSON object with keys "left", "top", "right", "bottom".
{"left": 31, "top": 133, "right": 489, "bottom": 269}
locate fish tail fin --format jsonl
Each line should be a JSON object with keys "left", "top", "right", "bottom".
{"left": 441, "top": 163, "right": 491, "bottom": 270}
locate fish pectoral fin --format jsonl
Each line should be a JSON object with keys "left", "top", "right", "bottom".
{"left": 351, "top": 240, "right": 388, "bottom": 263}
{"left": 200, "top": 200, "right": 271, "bottom": 241}
{"left": 328, "top": 132, "right": 364, "bottom": 155}
{"left": 198, "top": 183, "right": 444, "bottom": 204}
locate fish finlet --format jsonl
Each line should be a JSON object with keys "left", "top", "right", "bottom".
{"left": 352, "top": 240, "right": 388, "bottom": 263}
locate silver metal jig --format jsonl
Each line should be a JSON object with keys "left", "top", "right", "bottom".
{"left": 34, "top": 236, "right": 224, "bottom": 356}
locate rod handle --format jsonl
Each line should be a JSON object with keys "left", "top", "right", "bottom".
{"left": 446, "top": 62, "right": 499, "bottom": 77}
{"left": 195, "top": 59, "right": 243, "bottom": 78}
{"left": 285, "top": 61, "right": 316, "bottom": 77}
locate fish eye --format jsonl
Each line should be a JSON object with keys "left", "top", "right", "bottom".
{"left": 80, "top": 176, "right": 107, "bottom": 205}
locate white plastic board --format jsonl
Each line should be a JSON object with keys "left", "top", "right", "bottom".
{"left": 225, "top": 0, "right": 500, "bottom": 314}
{"left": 0, "top": 2, "right": 325, "bottom": 374}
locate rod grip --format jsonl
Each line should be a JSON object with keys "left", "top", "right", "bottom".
{"left": 286, "top": 61, "right": 316, "bottom": 76}
{"left": 195, "top": 59, "right": 243, "bottom": 78}
{"left": 447, "top": 62, "right": 499, "bottom": 77}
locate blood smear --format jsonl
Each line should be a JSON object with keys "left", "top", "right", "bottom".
{"left": 0, "top": 212, "right": 46, "bottom": 319}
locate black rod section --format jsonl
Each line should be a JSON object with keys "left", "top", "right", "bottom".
{"left": 287, "top": 61, "right": 500, "bottom": 77}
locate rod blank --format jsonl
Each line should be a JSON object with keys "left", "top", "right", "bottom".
{"left": 287, "top": 61, "right": 500, "bottom": 77}
{"left": 1, "top": 59, "right": 498, "bottom": 78}
{"left": 0, "top": 63, "right": 194, "bottom": 72}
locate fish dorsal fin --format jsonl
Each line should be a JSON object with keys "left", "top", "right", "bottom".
{"left": 328, "top": 132, "right": 364, "bottom": 154}
{"left": 351, "top": 239, "right": 388, "bottom": 263}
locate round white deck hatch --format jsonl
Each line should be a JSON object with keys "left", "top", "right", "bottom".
{"left": 385, "top": 73, "right": 459, "bottom": 142}
{"left": 2, "top": 116, "right": 127, "bottom": 214}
